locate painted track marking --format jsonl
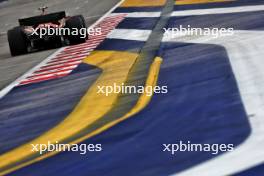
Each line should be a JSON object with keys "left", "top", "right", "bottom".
{"left": 165, "top": 30, "right": 264, "bottom": 176}
{"left": 164, "top": 4, "right": 264, "bottom": 175}
{"left": 0, "top": 50, "right": 138, "bottom": 175}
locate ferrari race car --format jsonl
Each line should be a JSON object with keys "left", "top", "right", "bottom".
{"left": 7, "top": 7, "right": 87, "bottom": 56}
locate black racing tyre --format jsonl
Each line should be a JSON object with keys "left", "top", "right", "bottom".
{"left": 79, "top": 15, "right": 88, "bottom": 39}
{"left": 78, "top": 15, "right": 87, "bottom": 28}
{"left": 7, "top": 26, "right": 28, "bottom": 56}
{"left": 65, "top": 15, "right": 87, "bottom": 45}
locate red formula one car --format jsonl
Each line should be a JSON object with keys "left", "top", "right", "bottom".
{"left": 7, "top": 7, "right": 87, "bottom": 56}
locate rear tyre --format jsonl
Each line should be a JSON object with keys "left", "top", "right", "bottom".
{"left": 79, "top": 15, "right": 88, "bottom": 40}
{"left": 65, "top": 15, "right": 87, "bottom": 45}
{"left": 7, "top": 27, "right": 28, "bottom": 56}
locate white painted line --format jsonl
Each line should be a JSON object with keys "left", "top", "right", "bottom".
{"left": 112, "top": 12, "right": 161, "bottom": 18}
{"left": 107, "top": 29, "right": 151, "bottom": 41}
{"left": 25, "top": 70, "right": 72, "bottom": 80}
{"left": 35, "top": 64, "right": 81, "bottom": 75}
{"left": 44, "top": 60, "right": 83, "bottom": 68}
{"left": 64, "top": 45, "right": 97, "bottom": 51}
{"left": 64, "top": 42, "right": 98, "bottom": 49}
{"left": 0, "top": 32, "right": 6, "bottom": 35}
{"left": 0, "top": 48, "right": 64, "bottom": 99}
{"left": 48, "top": 55, "right": 86, "bottom": 62}
{"left": 59, "top": 50, "right": 90, "bottom": 55}
{"left": 171, "top": 4, "right": 264, "bottom": 16}
{"left": 89, "top": 0, "right": 125, "bottom": 29}
{"left": 31, "top": 66, "right": 78, "bottom": 77}
{"left": 49, "top": 55, "right": 85, "bottom": 61}
{"left": 164, "top": 30, "right": 264, "bottom": 176}
{"left": 55, "top": 52, "right": 90, "bottom": 58}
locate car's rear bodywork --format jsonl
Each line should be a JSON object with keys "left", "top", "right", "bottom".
{"left": 7, "top": 10, "right": 87, "bottom": 56}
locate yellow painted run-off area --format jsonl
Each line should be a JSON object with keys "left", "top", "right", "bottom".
{"left": 0, "top": 50, "right": 137, "bottom": 175}
{"left": 0, "top": 51, "right": 163, "bottom": 175}
{"left": 121, "top": 0, "right": 166, "bottom": 7}
{"left": 176, "top": 0, "right": 235, "bottom": 5}
{"left": 76, "top": 57, "right": 163, "bottom": 143}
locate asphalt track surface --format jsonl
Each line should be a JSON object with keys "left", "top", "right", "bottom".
{"left": 1, "top": 0, "right": 264, "bottom": 176}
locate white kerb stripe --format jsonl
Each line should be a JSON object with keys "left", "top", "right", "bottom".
{"left": 171, "top": 5, "right": 264, "bottom": 16}
{"left": 107, "top": 29, "right": 151, "bottom": 41}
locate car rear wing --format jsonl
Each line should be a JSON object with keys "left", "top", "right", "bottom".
{"left": 19, "top": 11, "right": 66, "bottom": 26}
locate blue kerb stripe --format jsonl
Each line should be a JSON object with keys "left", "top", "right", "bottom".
{"left": 96, "top": 39, "right": 145, "bottom": 53}
{"left": 116, "top": 17, "right": 160, "bottom": 30}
